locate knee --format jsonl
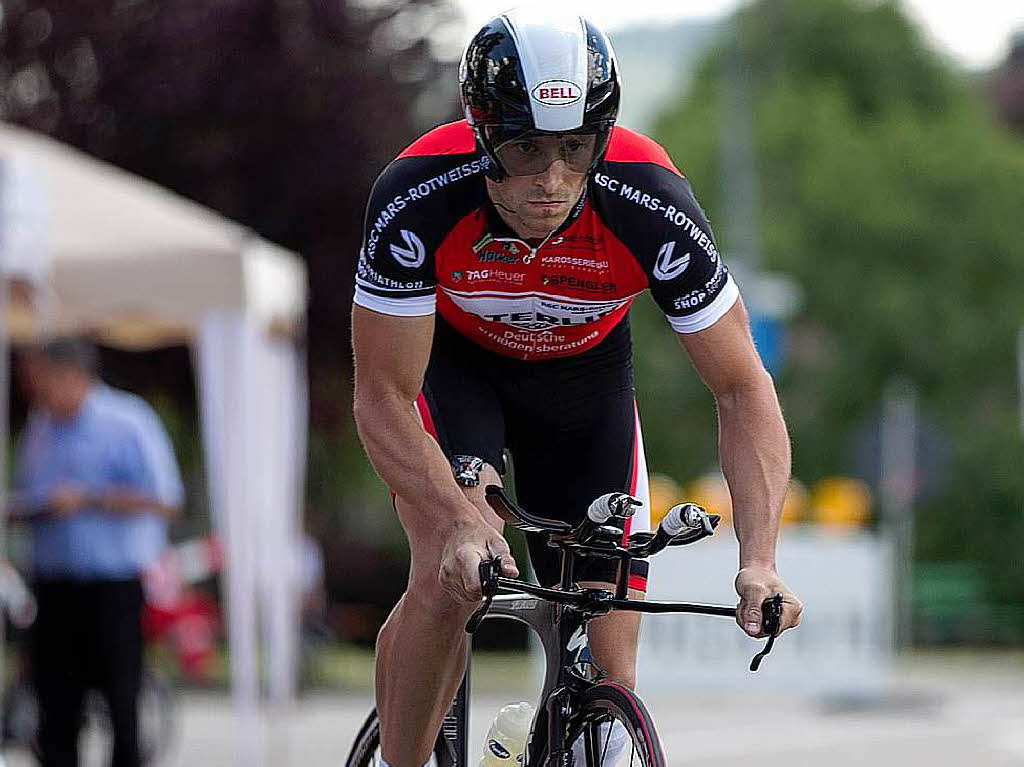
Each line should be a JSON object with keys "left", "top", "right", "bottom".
{"left": 406, "top": 570, "right": 478, "bottom": 622}
{"left": 602, "top": 666, "right": 636, "bottom": 690}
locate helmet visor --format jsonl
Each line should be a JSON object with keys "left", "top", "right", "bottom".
{"left": 488, "top": 128, "right": 607, "bottom": 176}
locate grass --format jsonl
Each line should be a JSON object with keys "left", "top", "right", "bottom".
{"left": 307, "top": 645, "right": 542, "bottom": 696}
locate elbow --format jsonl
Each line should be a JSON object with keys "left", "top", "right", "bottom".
{"left": 352, "top": 395, "right": 375, "bottom": 448}
{"left": 715, "top": 367, "right": 777, "bottom": 412}
{"left": 353, "top": 386, "right": 401, "bottom": 450}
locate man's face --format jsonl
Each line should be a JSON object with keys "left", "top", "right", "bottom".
{"left": 485, "top": 134, "right": 592, "bottom": 239}
{"left": 37, "top": 362, "right": 90, "bottom": 419}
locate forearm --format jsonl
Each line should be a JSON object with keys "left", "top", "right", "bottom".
{"left": 716, "top": 371, "right": 791, "bottom": 569}
{"left": 354, "top": 390, "right": 482, "bottom": 528}
{"left": 100, "top": 488, "right": 181, "bottom": 519}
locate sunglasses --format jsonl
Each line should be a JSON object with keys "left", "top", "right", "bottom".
{"left": 489, "top": 128, "right": 606, "bottom": 176}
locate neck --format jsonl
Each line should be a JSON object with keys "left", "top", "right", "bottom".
{"left": 50, "top": 380, "right": 92, "bottom": 420}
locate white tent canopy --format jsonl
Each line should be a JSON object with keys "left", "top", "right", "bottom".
{"left": 0, "top": 123, "right": 307, "bottom": 766}
{"left": 0, "top": 123, "right": 305, "bottom": 346}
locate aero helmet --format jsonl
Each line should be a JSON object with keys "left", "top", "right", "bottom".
{"left": 459, "top": 9, "right": 621, "bottom": 181}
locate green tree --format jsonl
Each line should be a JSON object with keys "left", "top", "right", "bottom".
{"left": 642, "top": 0, "right": 1024, "bottom": 607}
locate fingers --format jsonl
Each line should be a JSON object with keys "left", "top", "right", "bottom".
{"left": 779, "top": 595, "right": 803, "bottom": 633}
{"left": 457, "top": 547, "right": 485, "bottom": 602}
{"left": 735, "top": 565, "right": 804, "bottom": 638}
{"left": 736, "top": 584, "right": 771, "bottom": 638}
{"left": 741, "top": 589, "right": 802, "bottom": 638}
{"left": 485, "top": 537, "right": 519, "bottom": 579}
{"left": 439, "top": 534, "right": 519, "bottom": 604}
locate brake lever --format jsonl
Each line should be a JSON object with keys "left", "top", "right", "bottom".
{"left": 465, "top": 558, "right": 502, "bottom": 634}
{"left": 748, "top": 593, "right": 784, "bottom": 672}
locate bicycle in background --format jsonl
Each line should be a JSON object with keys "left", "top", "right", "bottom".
{"left": 0, "top": 536, "right": 223, "bottom": 765}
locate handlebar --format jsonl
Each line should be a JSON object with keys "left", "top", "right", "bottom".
{"left": 466, "top": 558, "right": 785, "bottom": 672}
{"left": 472, "top": 489, "right": 785, "bottom": 670}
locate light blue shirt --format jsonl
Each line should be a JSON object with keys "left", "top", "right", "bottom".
{"left": 14, "top": 384, "right": 184, "bottom": 580}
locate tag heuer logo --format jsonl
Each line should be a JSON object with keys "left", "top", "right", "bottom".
{"left": 451, "top": 271, "right": 463, "bottom": 282}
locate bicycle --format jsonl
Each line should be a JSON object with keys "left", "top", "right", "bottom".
{"left": 2, "top": 666, "right": 175, "bottom": 766}
{"left": 345, "top": 486, "right": 784, "bottom": 767}
{"left": 0, "top": 535, "right": 223, "bottom": 766}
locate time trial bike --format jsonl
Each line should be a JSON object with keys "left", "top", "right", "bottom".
{"left": 345, "top": 486, "right": 783, "bottom": 767}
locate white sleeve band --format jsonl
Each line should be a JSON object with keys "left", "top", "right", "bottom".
{"left": 666, "top": 275, "right": 740, "bottom": 334}
{"left": 353, "top": 286, "right": 436, "bottom": 317}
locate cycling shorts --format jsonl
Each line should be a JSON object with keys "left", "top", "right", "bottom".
{"left": 415, "top": 315, "right": 651, "bottom": 592}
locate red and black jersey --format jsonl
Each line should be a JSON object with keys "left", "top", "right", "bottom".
{"left": 354, "top": 120, "right": 739, "bottom": 360}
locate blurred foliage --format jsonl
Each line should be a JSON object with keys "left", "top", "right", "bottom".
{"left": 648, "top": 0, "right": 1024, "bottom": 605}
{"left": 0, "top": 0, "right": 459, "bottom": 396}
{"left": 0, "top": 0, "right": 460, "bottom": 536}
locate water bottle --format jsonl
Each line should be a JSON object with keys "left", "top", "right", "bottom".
{"left": 478, "top": 701, "right": 536, "bottom": 767}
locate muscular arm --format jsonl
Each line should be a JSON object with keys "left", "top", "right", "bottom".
{"left": 679, "top": 298, "right": 789, "bottom": 566}
{"left": 351, "top": 305, "right": 483, "bottom": 529}
{"left": 679, "top": 297, "right": 801, "bottom": 634}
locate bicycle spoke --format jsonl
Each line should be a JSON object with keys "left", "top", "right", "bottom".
{"left": 573, "top": 715, "right": 640, "bottom": 767}
{"left": 600, "top": 717, "right": 612, "bottom": 765}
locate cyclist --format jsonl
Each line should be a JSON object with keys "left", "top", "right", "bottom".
{"left": 351, "top": 10, "right": 803, "bottom": 767}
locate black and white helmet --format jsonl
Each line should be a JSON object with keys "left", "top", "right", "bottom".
{"left": 459, "top": 9, "right": 621, "bottom": 181}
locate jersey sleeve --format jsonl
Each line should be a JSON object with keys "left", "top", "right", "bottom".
{"left": 354, "top": 122, "right": 487, "bottom": 318}
{"left": 353, "top": 158, "right": 439, "bottom": 317}
{"left": 595, "top": 130, "right": 739, "bottom": 333}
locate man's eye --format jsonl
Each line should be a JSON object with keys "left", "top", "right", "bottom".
{"left": 514, "top": 141, "right": 539, "bottom": 155}
{"left": 565, "top": 140, "right": 586, "bottom": 153}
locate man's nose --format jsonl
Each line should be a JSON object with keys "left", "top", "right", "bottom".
{"left": 533, "top": 159, "right": 570, "bottom": 192}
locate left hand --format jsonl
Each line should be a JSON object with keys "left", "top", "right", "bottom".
{"left": 50, "top": 485, "right": 87, "bottom": 517}
{"left": 734, "top": 565, "right": 803, "bottom": 638}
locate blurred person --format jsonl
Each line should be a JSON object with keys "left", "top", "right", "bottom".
{"left": 296, "top": 526, "right": 331, "bottom": 688}
{"left": 351, "top": 10, "right": 803, "bottom": 767}
{"left": 11, "top": 338, "right": 184, "bottom": 767}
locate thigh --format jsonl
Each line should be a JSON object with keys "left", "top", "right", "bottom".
{"left": 92, "top": 581, "right": 143, "bottom": 716}
{"left": 507, "top": 363, "right": 651, "bottom": 589}
{"left": 419, "top": 316, "right": 507, "bottom": 473}
{"left": 32, "top": 581, "right": 87, "bottom": 761}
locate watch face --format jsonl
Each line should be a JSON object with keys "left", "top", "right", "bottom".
{"left": 452, "top": 455, "right": 485, "bottom": 487}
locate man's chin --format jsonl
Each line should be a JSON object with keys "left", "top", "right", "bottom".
{"left": 524, "top": 207, "right": 570, "bottom": 230}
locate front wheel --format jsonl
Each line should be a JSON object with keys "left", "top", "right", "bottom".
{"left": 544, "top": 683, "right": 666, "bottom": 767}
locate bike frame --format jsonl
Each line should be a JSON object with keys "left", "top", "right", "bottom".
{"left": 446, "top": 576, "right": 738, "bottom": 767}
{"left": 432, "top": 487, "right": 782, "bottom": 767}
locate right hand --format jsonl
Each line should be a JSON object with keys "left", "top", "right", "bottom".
{"left": 439, "top": 519, "right": 519, "bottom": 603}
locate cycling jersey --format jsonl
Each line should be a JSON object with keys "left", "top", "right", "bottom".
{"left": 354, "top": 120, "right": 739, "bottom": 360}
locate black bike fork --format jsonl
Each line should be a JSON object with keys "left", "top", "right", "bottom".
{"left": 439, "top": 649, "right": 471, "bottom": 767}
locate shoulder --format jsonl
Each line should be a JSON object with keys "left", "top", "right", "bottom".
{"left": 591, "top": 126, "right": 705, "bottom": 237}
{"left": 357, "top": 122, "right": 488, "bottom": 316}
{"left": 374, "top": 120, "right": 482, "bottom": 188}
{"left": 397, "top": 120, "right": 477, "bottom": 159}
{"left": 90, "top": 386, "right": 165, "bottom": 439}
{"left": 364, "top": 119, "right": 487, "bottom": 216}
{"left": 604, "top": 126, "right": 682, "bottom": 176}
{"left": 16, "top": 409, "right": 49, "bottom": 454}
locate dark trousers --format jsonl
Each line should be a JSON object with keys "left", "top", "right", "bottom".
{"left": 31, "top": 578, "right": 144, "bottom": 767}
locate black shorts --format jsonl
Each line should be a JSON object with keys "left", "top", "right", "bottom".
{"left": 416, "top": 315, "right": 651, "bottom": 591}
